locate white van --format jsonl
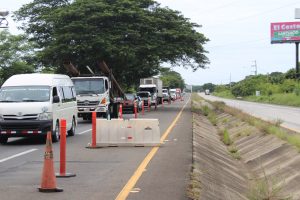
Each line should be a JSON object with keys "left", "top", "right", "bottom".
{"left": 0, "top": 74, "right": 78, "bottom": 144}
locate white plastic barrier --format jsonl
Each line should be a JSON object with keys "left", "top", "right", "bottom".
{"left": 96, "top": 119, "right": 160, "bottom": 147}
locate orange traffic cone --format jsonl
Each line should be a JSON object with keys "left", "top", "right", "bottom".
{"left": 38, "top": 131, "right": 63, "bottom": 192}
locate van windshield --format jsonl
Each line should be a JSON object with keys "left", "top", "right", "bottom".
{"left": 72, "top": 78, "right": 105, "bottom": 95}
{"left": 0, "top": 86, "right": 50, "bottom": 102}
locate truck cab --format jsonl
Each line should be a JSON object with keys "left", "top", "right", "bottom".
{"left": 139, "top": 84, "right": 158, "bottom": 108}
{"left": 72, "top": 76, "right": 111, "bottom": 119}
{"left": 137, "top": 91, "right": 151, "bottom": 107}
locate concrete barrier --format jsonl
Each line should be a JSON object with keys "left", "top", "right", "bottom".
{"left": 96, "top": 119, "right": 160, "bottom": 147}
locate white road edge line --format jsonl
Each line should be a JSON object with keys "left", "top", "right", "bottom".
{"left": 0, "top": 148, "right": 38, "bottom": 163}
{"left": 78, "top": 129, "right": 92, "bottom": 135}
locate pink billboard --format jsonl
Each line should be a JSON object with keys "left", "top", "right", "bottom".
{"left": 271, "top": 22, "right": 300, "bottom": 43}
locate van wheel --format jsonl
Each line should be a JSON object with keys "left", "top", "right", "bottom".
{"left": 0, "top": 136, "right": 8, "bottom": 144}
{"left": 68, "top": 118, "right": 76, "bottom": 136}
{"left": 52, "top": 122, "right": 60, "bottom": 143}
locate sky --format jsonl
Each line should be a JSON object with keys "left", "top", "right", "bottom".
{"left": 2, "top": 0, "right": 300, "bottom": 85}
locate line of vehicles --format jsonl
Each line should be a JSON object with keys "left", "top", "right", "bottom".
{"left": 0, "top": 62, "right": 183, "bottom": 144}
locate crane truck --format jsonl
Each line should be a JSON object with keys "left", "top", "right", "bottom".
{"left": 64, "top": 61, "right": 125, "bottom": 120}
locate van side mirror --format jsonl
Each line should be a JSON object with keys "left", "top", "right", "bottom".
{"left": 53, "top": 96, "right": 60, "bottom": 103}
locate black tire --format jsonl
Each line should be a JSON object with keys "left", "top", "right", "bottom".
{"left": 68, "top": 118, "right": 76, "bottom": 136}
{"left": 111, "top": 103, "right": 119, "bottom": 118}
{"left": 105, "top": 108, "right": 111, "bottom": 120}
{"left": 52, "top": 121, "right": 60, "bottom": 143}
{"left": 0, "top": 136, "right": 8, "bottom": 144}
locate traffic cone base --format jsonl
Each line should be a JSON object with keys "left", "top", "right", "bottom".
{"left": 56, "top": 172, "right": 76, "bottom": 178}
{"left": 38, "top": 187, "right": 63, "bottom": 193}
{"left": 86, "top": 142, "right": 103, "bottom": 149}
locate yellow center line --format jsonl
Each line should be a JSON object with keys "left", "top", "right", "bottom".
{"left": 115, "top": 96, "right": 191, "bottom": 200}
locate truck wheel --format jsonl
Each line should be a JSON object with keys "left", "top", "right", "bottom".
{"left": 106, "top": 109, "right": 111, "bottom": 120}
{"left": 52, "top": 121, "right": 60, "bottom": 143}
{"left": 112, "top": 103, "right": 119, "bottom": 118}
{"left": 67, "top": 118, "right": 76, "bottom": 136}
{"left": 0, "top": 136, "right": 8, "bottom": 144}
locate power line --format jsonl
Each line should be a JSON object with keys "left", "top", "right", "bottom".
{"left": 233, "top": 1, "right": 300, "bottom": 22}
{"left": 198, "top": 0, "right": 241, "bottom": 14}
{"left": 204, "top": 1, "right": 300, "bottom": 28}
{"left": 206, "top": 38, "right": 268, "bottom": 48}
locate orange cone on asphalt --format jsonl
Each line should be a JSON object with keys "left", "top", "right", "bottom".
{"left": 38, "top": 131, "right": 63, "bottom": 193}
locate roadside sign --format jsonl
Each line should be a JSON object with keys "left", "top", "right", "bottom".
{"left": 271, "top": 22, "right": 300, "bottom": 44}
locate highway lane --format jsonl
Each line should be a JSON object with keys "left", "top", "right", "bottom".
{"left": 198, "top": 93, "right": 300, "bottom": 132}
{"left": 0, "top": 95, "right": 191, "bottom": 200}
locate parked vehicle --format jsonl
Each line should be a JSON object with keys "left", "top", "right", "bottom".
{"left": 123, "top": 93, "right": 140, "bottom": 113}
{"left": 0, "top": 74, "right": 77, "bottom": 144}
{"left": 162, "top": 88, "right": 170, "bottom": 102}
{"left": 139, "top": 77, "right": 163, "bottom": 106}
{"left": 68, "top": 61, "right": 125, "bottom": 120}
{"left": 205, "top": 89, "right": 210, "bottom": 95}
{"left": 137, "top": 91, "right": 151, "bottom": 108}
{"left": 176, "top": 88, "right": 182, "bottom": 99}
{"left": 169, "top": 89, "right": 177, "bottom": 100}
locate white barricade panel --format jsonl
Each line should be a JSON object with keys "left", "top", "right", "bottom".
{"left": 95, "top": 118, "right": 160, "bottom": 147}
{"left": 129, "top": 119, "right": 160, "bottom": 145}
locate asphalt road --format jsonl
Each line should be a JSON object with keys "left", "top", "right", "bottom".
{"left": 0, "top": 95, "right": 192, "bottom": 200}
{"left": 198, "top": 93, "right": 300, "bottom": 132}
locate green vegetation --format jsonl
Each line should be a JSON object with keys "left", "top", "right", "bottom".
{"left": 222, "top": 129, "right": 232, "bottom": 145}
{"left": 0, "top": 30, "right": 35, "bottom": 85}
{"left": 186, "top": 167, "right": 201, "bottom": 200}
{"left": 14, "top": 0, "right": 209, "bottom": 88}
{"left": 213, "top": 69, "right": 300, "bottom": 107}
{"left": 207, "top": 112, "right": 217, "bottom": 126}
{"left": 160, "top": 67, "right": 185, "bottom": 90}
{"left": 201, "top": 105, "right": 210, "bottom": 116}
{"left": 247, "top": 170, "right": 291, "bottom": 200}
{"left": 228, "top": 145, "right": 241, "bottom": 160}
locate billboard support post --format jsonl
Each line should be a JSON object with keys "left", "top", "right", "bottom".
{"left": 296, "top": 42, "right": 299, "bottom": 79}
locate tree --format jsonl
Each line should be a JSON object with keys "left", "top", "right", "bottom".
{"left": 14, "top": 0, "right": 209, "bottom": 87}
{"left": 159, "top": 67, "right": 185, "bottom": 89}
{"left": 0, "top": 30, "right": 35, "bottom": 84}
{"left": 202, "top": 83, "right": 215, "bottom": 92}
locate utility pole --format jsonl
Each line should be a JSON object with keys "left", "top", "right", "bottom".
{"left": 229, "top": 73, "right": 232, "bottom": 88}
{"left": 296, "top": 9, "right": 300, "bottom": 79}
{"left": 0, "top": 9, "right": 9, "bottom": 28}
{"left": 251, "top": 60, "right": 257, "bottom": 75}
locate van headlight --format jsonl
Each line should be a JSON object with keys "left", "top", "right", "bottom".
{"left": 37, "top": 112, "right": 52, "bottom": 120}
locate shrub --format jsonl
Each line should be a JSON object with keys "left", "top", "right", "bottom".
{"left": 222, "top": 129, "right": 232, "bottom": 145}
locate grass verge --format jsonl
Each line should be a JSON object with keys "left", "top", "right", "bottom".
{"left": 186, "top": 167, "right": 201, "bottom": 200}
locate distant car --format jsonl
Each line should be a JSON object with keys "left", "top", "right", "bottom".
{"left": 123, "top": 93, "right": 140, "bottom": 113}
{"left": 205, "top": 89, "right": 210, "bottom": 95}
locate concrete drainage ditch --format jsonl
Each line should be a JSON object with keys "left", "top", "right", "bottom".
{"left": 189, "top": 99, "right": 300, "bottom": 200}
